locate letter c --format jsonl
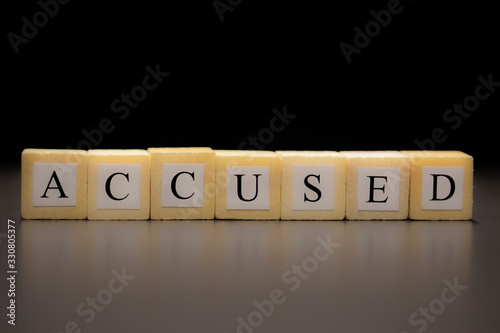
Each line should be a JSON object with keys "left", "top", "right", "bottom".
{"left": 269, "top": 116, "right": 285, "bottom": 132}
{"left": 143, "top": 74, "right": 159, "bottom": 91}
{"left": 171, "top": 171, "right": 195, "bottom": 200}
{"left": 441, "top": 287, "right": 456, "bottom": 304}
{"left": 108, "top": 277, "right": 124, "bottom": 294}
{"left": 105, "top": 172, "right": 130, "bottom": 201}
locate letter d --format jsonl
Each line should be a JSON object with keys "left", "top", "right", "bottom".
{"left": 21, "top": 16, "right": 38, "bottom": 38}
{"left": 414, "top": 137, "right": 436, "bottom": 151}
{"left": 370, "top": 9, "right": 391, "bottom": 27}
{"left": 236, "top": 316, "right": 253, "bottom": 333}
{"left": 82, "top": 127, "right": 103, "bottom": 147}
{"left": 38, "top": 0, "right": 59, "bottom": 17}
{"left": 430, "top": 174, "right": 455, "bottom": 201}
{"left": 353, "top": 26, "right": 370, "bottom": 48}
{"left": 253, "top": 299, "right": 274, "bottom": 318}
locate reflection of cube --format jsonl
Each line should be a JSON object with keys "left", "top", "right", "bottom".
{"left": 215, "top": 150, "right": 281, "bottom": 220}
{"left": 21, "top": 149, "right": 88, "bottom": 219}
{"left": 401, "top": 151, "right": 473, "bottom": 220}
{"left": 276, "top": 151, "right": 346, "bottom": 220}
{"left": 341, "top": 151, "right": 410, "bottom": 220}
{"left": 87, "top": 150, "right": 150, "bottom": 220}
{"left": 148, "top": 147, "right": 216, "bottom": 220}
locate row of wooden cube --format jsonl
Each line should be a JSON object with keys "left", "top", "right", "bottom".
{"left": 21, "top": 148, "right": 473, "bottom": 220}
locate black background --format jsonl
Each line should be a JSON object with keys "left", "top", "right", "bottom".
{"left": 2, "top": 3, "right": 500, "bottom": 333}
{"left": 3, "top": 0, "right": 499, "bottom": 163}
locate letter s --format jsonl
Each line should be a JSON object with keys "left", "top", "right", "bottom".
{"left": 76, "top": 302, "right": 95, "bottom": 324}
{"left": 111, "top": 99, "right": 130, "bottom": 120}
{"left": 442, "top": 108, "right": 462, "bottom": 130}
{"left": 409, "top": 312, "right": 427, "bottom": 333}
{"left": 282, "top": 270, "right": 301, "bottom": 292}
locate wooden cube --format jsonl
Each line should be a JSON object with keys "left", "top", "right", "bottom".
{"left": 215, "top": 150, "right": 281, "bottom": 220}
{"left": 341, "top": 151, "right": 410, "bottom": 220}
{"left": 87, "top": 149, "right": 150, "bottom": 220}
{"left": 148, "top": 147, "right": 216, "bottom": 220}
{"left": 21, "top": 149, "right": 88, "bottom": 219}
{"left": 401, "top": 151, "right": 473, "bottom": 220}
{"left": 276, "top": 151, "right": 346, "bottom": 220}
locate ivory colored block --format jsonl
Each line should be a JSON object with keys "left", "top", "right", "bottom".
{"left": 341, "top": 151, "right": 410, "bottom": 220}
{"left": 148, "top": 147, "right": 216, "bottom": 220}
{"left": 401, "top": 151, "right": 473, "bottom": 220}
{"left": 276, "top": 151, "right": 346, "bottom": 220}
{"left": 215, "top": 150, "right": 281, "bottom": 220}
{"left": 87, "top": 150, "right": 150, "bottom": 220}
{"left": 21, "top": 149, "right": 88, "bottom": 219}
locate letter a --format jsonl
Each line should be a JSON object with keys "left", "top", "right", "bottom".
{"left": 7, "top": 32, "right": 29, "bottom": 54}
{"left": 41, "top": 171, "right": 68, "bottom": 198}
{"left": 339, "top": 42, "right": 361, "bottom": 64}
{"left": 213, "top": 0, "right": 234, "bottom": 22}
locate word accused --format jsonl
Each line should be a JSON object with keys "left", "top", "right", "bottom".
{"left": 21, "top": 149, "right": 473, "bottom": 220}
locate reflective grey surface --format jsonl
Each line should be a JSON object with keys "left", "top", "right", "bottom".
{"left": 1, "top": 163, "right": 499, "bottom": 333}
